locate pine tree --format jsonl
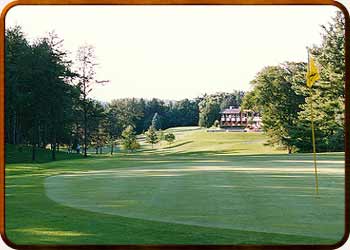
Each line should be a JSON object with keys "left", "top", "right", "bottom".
{"left": 145, "top": 125, "right": 159, "bottom": 148}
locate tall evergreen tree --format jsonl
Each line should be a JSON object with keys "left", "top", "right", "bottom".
{"left": 5, "top": 26, "right": 32, "bottom": 146}
{"left": 145, "top": 125, "right": 159, "bottom": 148}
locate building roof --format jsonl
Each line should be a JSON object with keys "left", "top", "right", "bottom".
{"left": 221, "top": 108, "right": 240, "bottom": 114}
{"left": 220, "top": 106, "right": 252, "bottom": 114}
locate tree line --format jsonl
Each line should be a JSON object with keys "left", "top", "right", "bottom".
{"left": 5, "top": 25, "right": 244, "bottom": 160}
{"left": 6, "top": 11, "right": 344, "bottom": 159}
{"left": 241, "top": 12, "right": 345, "bottom": 153}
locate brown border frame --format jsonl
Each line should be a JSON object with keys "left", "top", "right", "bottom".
{"left": 0, "top": 1, "right": 349, "bottom": 249}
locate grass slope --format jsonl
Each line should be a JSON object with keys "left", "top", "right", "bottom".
{"left": 5, "top": 128, "right": 345, "bottom": 245}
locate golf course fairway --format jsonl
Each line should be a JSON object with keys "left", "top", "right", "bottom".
{"left": 5, "top": 127, "right": 345, "bottom": 245}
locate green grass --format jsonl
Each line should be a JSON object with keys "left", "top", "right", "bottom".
{"left": 5, "top": 127, "right": 345, "bottom": 245}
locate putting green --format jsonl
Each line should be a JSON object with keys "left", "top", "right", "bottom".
{"left": 45, "top": 158, "right": 345, "bottom": 241}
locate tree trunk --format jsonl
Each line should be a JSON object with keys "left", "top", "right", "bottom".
{"left": 83, "top": 97, "right": 88, "bottom": 158}
{"left": 42, "top": 125, "right": 47, "bottom": 148}
{"left": 12, "top": 110, "right": 16, "bottom": 144}
{"left": 32, "top": 119, "right": 37, "bottom": 161}
{"left": 51, "top": 143, "right": 56, "bottom": 161}
{"left": 37, "top": 123, "right": 45, "bottom": 149}
{"left": 17, "top": 125, "right": 22, "bottom": 145}
{"left": 32, "top": 143, "right": 36, "bottom": 161}
{"left": 51, "top": 140, "right": 56, "bottom": 161}
{"left": 32, "top": 131, "right": 36, "bottom": 161}
{"left": 110, "top": 143, "right": 114, "bottom": 155}
{"left": 100, "top": 147, "right": 102, "bottom": 154}
{"left": 95, "top": 147, "right": 98, "bottom": 154}
{"left": 51, "top": 129, "right": 57, "bottom": 161}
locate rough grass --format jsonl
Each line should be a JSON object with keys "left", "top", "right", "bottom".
{"left": 5, "top": 127, "right": 345, "bottom": 245}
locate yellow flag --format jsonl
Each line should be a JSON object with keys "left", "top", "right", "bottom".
{"left": 306, "top": 55, "right": 320, "bottom": 88}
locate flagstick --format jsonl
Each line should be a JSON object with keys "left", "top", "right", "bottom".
{"left": 307, "top": 48, "right": 319, "bottom": 196}
{"left": 310, "top": 94, "right": 319, "bottom": 196}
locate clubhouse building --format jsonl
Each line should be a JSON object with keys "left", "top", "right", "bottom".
{"left": 220, "top": 106, "right": 262, "bottom": 130}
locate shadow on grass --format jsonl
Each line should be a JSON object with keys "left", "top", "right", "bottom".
{"left": 167, "top": 127, "right": 203, "bottom": 133}
{"left": 6, "top": 142, "right": 345, "bottom": 168}
{"left": 162, "top": 140, "right": 193, "bottom": 149}
{"left": 6, "top": 144, "right": 84, "bottom": 164}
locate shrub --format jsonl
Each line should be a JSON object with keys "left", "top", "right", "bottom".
{"left": 164, "top": 133, "right": 176, "bottom": 144}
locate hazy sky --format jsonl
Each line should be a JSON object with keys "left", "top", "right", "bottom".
{"left": 5, "top": 5, "right": 340, "bottom": 101}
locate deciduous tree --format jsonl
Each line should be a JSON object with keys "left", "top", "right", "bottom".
{"left": 75, "top": 45, "right": 108, "bottom": 157}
